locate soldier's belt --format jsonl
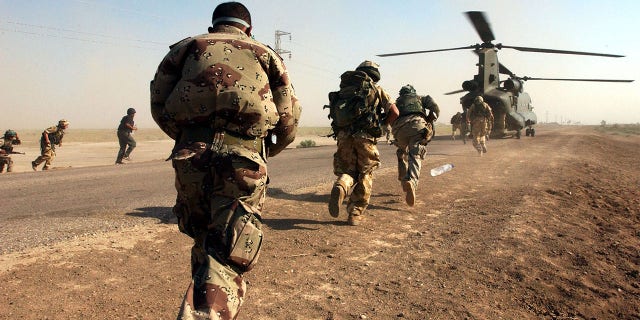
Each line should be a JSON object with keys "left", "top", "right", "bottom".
{"left": 220, "top": 131, "right": 263, "bottom": 154}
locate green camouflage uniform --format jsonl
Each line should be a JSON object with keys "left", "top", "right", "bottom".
{"left": 150, "top": 24, "right": 301, "bottom": 320}
{"left": 391, "top": 90, "right": 439, "bottom": 191}
{"left": 467, "top": 97, "right": 493, "bottom": 155}
{"left": 332, "top": 81, "right": 392, "bottom": 222}
{"left": 32, "top": 125, "right": 65, "bottom": 170}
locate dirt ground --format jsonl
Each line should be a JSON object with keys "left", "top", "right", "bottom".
{"left": 1, "top": 125, "right": 639, "bottom": 319}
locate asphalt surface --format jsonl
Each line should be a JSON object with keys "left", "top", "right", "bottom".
{"left": 0, "top": 137, "right": 468, "bottom": 221}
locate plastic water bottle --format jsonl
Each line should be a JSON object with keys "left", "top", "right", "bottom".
{"left": 430, "top": 163, "right": 454, "bottom": 177}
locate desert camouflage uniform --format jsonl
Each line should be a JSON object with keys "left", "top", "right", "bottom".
{"left": 150, "top": 24, "right": 301, "bottom": 320}
{"left": 332, "top": 82, "right": 393, "bottom": 224}
{"left": 450, "top": 112, "right": 468, "bottom": 143}
{"left": 32, "top": 125, "right": 66, "bottom": 170}
{"left": 392, "top": 86, "right": 440, "bottom": 205}
{"left": 0, "top": 134, "right": 21, "bottom": 173}
{"left": 467, "top": 97, "right": 493, "bottom": 155}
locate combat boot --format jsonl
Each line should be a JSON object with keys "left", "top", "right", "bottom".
{"left": 31, "top": 161, "right": 37, "bottom": 171}
{"left": 402, "top": 180, "right": 415, "bottom": 206}
{"left": 347, "top": 214, "right": 363, "bottom": 226}
{"left": 329, "top": 175, "right": 354, "bottom": 218}
{"left": 329, "top": 184, "right": 346, "bottom": 218}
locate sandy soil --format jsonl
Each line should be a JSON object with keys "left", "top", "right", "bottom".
{"left": 1, "top": 125, "right": 639, "bottom": 319}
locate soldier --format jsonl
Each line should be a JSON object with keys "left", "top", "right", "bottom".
{"left": 150, "top": 2, "right": 301, "bottom": 319}
{"left": 0, "top": 129, "right": 23, "bottom": 173}
{"left": 466, "top": 96, "right": 493, "bottom": 156}
{"left": 32, "top": 119, "right": 69, "bottom": 171}
{"left": 391, "top": 85, "right": 440, "bottom": 206}
{"left": 327, "top": 60, "right": 399, "bottom": 226}
{"left": 450, "top": 112, "right": 463, "bottom": 141}
{"left": 115, "top": 107, "right": 138, "bottom": 164}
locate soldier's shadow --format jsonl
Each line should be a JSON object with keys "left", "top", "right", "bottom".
{"left": 267, "top": 188, "right": 400, "bottom": 212}
{"left": 127, "top": 206, "right": 176, "bottom": 224}
{"left": 267, "top": 188, "right": 327, "bottom": 203}
{"left": 262, "top": 218, "right": 345, "bottom": 230}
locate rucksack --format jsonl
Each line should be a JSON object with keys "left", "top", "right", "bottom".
{"left": 324, "top": 71, "right": 382, "bottom": 138}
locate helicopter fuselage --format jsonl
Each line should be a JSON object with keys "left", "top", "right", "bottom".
{"left": 460, "top": 48, "right": 537, "bottom": 138}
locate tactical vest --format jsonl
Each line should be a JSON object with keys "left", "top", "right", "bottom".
{"left": 469, "top": 102, "right": 489, "bottom": 118}
{"left": 396, "top": 94, "right": 425, "bottom": 118}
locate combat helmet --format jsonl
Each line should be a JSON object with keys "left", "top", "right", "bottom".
{"left": 4, "top": 129, "right": 17, "bottom": 138}
{"left": 474, "top": 96, "right": 484, "bottom": 104}
{"left": 58, "top": 119, "right": 70, "bottom": 128}
{"left": 356, "top": 60, "right": 381, "bottom": 82}
{"left": 399, "top": 84, "right": 417, "bottom": 96}
{"left": 127, "top": 107, "right": 136, "bottom": 115}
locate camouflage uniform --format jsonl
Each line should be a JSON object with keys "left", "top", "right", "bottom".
{"left": 467, "top": 96, "right": 493, "bottom": 155}
{"left": 391, "top": 85, "right": 440, "bottom": 206}
{"left": 0, "top": 130, "right": 22, "bottom": 173}
{"left": 450, "top": 111, "right": 468, "bottom": 143}
{"left": 150, "top": 16, "right": 301, "bottom": 320}
{"left": 32, "top": 120, "right": 68, "bottom": 171}
{"left": 329, "top": 61, "right": 396, "bottom": 226}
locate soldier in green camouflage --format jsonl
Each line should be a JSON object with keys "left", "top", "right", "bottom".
{"left": 391, "top": 85, "right": 440, "bottom": 206}
{"left": 32, "top": 119, "right": 69, "bottom": 171}
{"left": 150, "top": 2, "right": 301, "bottom": 319}
{"left": 0, "top": 129, "right": 23, "bottom": 173}
{"left": 328, "top": 60, "right": 399, "bottom": 226}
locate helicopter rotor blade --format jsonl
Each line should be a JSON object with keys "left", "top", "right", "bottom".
{"left": 444, "top": 89, "right": 466, "bottom": 95}
{"left": 499, "top": 63, "right": 515, "bottom": 77}
{"left": 500, "top": 45, "right": 625, "bottom": 58}
{"left": 520, "top": 77, "right": 634, "bottom": 82}
{"left": 377, "top": 45, "right": 477, "bottom": 57}
{"left": 465, "top": 11, "right": 495, "bottom": 43}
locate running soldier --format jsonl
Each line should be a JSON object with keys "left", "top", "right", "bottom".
{"left": 150, "top": 2, "right": 301, "bottom": 319}
{"left": 391, "top": 85, "right": 440, "bottom": 206}
{"left": 0, "top": 129, "right": 24, "bottom": 173}
{"left": 450, "top": 111, "right": 467, "bottom": 144}
{"left": 32, "top": 119, "right": 69, "bottom": 171}
{"left": 466, "top": 96, "right": 493, "bottom": 156}
{"left": 115, "top": 107, "right": 138, "bottom": 164}
{"left": 326, "top": 60, "right": 399, "bottom": 225}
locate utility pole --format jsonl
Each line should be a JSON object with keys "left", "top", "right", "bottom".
{"left": 275, "top": 30, "right": 291, "bottom": 59}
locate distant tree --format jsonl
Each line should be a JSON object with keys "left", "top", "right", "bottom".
{"left": 600, "top": 120, "right": 606, "bottom": 127}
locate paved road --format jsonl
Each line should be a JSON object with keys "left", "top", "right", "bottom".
{"left": 0, "top": 137, "right": 472, "bottom": 220}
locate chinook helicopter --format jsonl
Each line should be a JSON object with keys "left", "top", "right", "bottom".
{"left": 378, "top": 11, "right": 633, "bottom": 138}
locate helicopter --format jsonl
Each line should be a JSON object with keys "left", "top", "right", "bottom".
{"left": 378, "top": 11, "right": 634, "bottom": 138}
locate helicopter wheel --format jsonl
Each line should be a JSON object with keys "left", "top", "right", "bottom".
{"left": 516, "top": 130, "right": 521, "bottom": 139}
{"left": 525, "top": 128, "right": 531, "bottom": 136}
{"left": 530, "top": 128, "right": 535, "bottom": 137}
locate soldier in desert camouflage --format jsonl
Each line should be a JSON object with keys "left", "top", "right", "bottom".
{"left": 392, "top": 84, "right": 440, "bottom": 206}
{"left": 32, "top": 119, "right": 69, "bottom": 171}
{"left": 150, "top": 2, "right": 301, "bottom": 319}
{"left": 0, "top": 129, "right": 23, "bottom": 173}
{"left": 327, "top": 60, "right": 399, "bottom": 226}
{"left": 450, "top": 111, "right": 468, "bottom": 143}
{"left": 467, "top": 96, "right": 494, "bottom": 156}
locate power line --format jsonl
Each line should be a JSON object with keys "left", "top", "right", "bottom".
{"left": 0, "top": 27, "right": 163, "bottom": 50}
{"left": 0, "top": 19, "right": 167, "bottom": 46}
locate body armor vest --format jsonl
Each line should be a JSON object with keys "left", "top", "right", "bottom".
{"left": 396, "top": 94, "right": 425, "bottom": 117}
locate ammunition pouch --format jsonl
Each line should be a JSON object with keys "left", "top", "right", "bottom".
{"left": 206, "top": 200, "right": 263, "bottom": 272}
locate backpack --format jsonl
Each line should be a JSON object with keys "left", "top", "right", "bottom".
{"left": 324, "top": 71, "right": 383, "bottom": 138}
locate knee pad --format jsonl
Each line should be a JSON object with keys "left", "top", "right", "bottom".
{"left": 207, "top": 200, "right": 263, "bottom": 272}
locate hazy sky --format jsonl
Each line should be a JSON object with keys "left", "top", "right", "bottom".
{"left": 1, "top": 0, "right": 638, "bottom": 130}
